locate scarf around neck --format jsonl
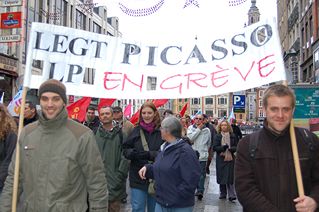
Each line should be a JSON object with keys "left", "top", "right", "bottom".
{"left": 139, "top": 120, "right": 156, "bottom": 133}
{"left": 221, "top": 131, "right": 231, "bottom": 146}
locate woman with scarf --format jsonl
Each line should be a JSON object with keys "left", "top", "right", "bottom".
{"left": 123, "top": 102, "right": 164, "bottom": 212}
{"left": 213, "top": 120, "right": 238, "bottom": 202}
{"left": 0, "top": 104, "right": 17, "bottom": 194}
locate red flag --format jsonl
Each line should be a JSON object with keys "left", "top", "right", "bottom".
{"left": 98, "top": 98, "right": 116, "bottom": 111}
{"left": 67, "top": 97, "right": 91, "bottom": 122}
{"left": 130, "top": 109, "right": 140, "bottom": 125}
{"left": 124, "top": 104, "right": 132, "bottom": 117}
{"left": 179, "top": 103, "right": 188, "bottom": 117}
{"left": 152, "top": 99, "right": 168, "bottom": 108}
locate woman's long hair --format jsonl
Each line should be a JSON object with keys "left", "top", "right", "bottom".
{"left": 137, "top": 101, "right": 161, "bottom": 128}
{"left": 0, "top": 103, "right": 17, "bottom": 141}
{"left": 216, "top": 120, "right": 233, "bottom": 134}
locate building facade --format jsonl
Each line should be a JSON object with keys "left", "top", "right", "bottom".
{"left": 0, "top": 0, "right": 120, "bottom": 104}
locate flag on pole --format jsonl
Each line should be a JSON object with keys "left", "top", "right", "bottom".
{"left": 153, "top": 99, "right": 168, "bottom": 108}
{"left": 0, "top": 91, "right": 4, "bottom": 104}
{"left": 130, "top": 109, "right": 140, "bottom": 125}
{"left": 7, "top": 87, "right": 23, "bottom": 117}
{"left": 98, "top": 98, "right": 116, "bottom": 111}
{"left": 228, "top": 107, "right": 236, "bottom": 123}
{"left": 123, "top": 104, "right": 132, "bottom": 117}
{"left": 179, "top": 103, "right": 188, "bottom": 117}
{"left": 191, "top": 109, "right": 202, "bottom": 120}
{"left": 67, "top": 97, "right": 92, "bottom": 122}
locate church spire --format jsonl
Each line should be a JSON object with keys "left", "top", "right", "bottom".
{"left": 248, "top": 0, "right": 260, "bottom": 26}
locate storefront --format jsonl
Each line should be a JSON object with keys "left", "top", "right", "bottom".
{"left": 0, "top": 53, "right": 18, "bottom": 104}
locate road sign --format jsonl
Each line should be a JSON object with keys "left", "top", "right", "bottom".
{"left": 233, "top": 95, "right": 245, "bottom": 113}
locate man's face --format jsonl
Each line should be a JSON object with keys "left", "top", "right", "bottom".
{"left": 99, "top": 107, "right": 113, "bottom": 125}
{"left": 86, "top": 109, "right": 96, "bottom": 121}
{"left": 40, "top": 92, "right": 65, "bottom": 120}
{"left": 195, "top": 115, "right": 204, "bottom": 126}
{"left": 24, "top": 103, "right": 35, "bottom": 119}
{"left": 113, "top": 110, "right": 123, "bottom": 121}
{"left": 264, "top": 95, "right": 294, "bottom": 134}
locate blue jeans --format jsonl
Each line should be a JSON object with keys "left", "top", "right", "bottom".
{"left": 197, "top": 161, "right": 207, "bottom": 193}
{"left": 155, "top": 203, "right": 193, "bottom": 212}
{"left": 131, "top": 188, "right": 156, "bottom": 212}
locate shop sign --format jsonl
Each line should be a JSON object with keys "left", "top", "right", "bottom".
{"left": 0, "top": 12, "right": 22, "bottom": 29}
{"left": 0, "top": 34, "right": 21, "bottom": 43}
{"left": 0, "top": 55, "right": 18, "bottom": 72}
{"left": 0, "top": 0, "right": 22, "bottom": 6}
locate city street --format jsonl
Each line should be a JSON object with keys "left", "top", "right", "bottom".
{"left": 120, "top": 157, "right": 242, "bottom": 212}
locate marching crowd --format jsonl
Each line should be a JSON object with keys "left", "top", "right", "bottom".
{"left": 0, "top": 79, "right": 319, "bottom": 212}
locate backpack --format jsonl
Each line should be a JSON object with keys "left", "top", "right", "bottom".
{"left": 249, "top": 127, "right": 316, "bottom": 159}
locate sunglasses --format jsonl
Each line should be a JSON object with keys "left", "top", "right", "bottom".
{"left": 195, "top": 118, "right": 203, "bottom": 120}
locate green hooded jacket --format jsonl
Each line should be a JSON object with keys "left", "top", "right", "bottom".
{"left": 0, "top": 109, "right": 108, "bottom": 212}
{"left": 95, "top": 125, "right": 129, "bottom": 201}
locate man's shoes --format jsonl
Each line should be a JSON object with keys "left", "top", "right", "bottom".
{"left": 206, "top": 168, "right": 210, "bottom": 175}
{"left": 219, "top": 195, "right": 226, "bottom": 199}
{"left": 197, "top": 193, "right": 203, "bottom": 201}
{"left": 228, "top": 197, "right": 237, "bottom": 202}
{"left": 121, "top": 198, "right": 127, "bottom": 204}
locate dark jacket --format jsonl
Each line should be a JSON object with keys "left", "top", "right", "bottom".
{"left": 231, "top": 124, "right": 242, "bottom": 141}
{"left": 95, "top": 125, "right": 129, "bottom": 201}
{"left": 213, "top": 133, "right": 238, "bottom": 184}
{"left": 123, "top": 125, "right": 164, "bottom": 191}
{"left": 235, "top": 120, "right": 319, "bottom": 212}
{"left": 23, "top": 113, "right": 38, "bottom": 126}
{"left": 0, "top": 131, "right": 17, "bottom": 191}
{"left": 83, "top": 116, "right": 100, "bottom": 133}
{"left": 146, "top": 140, "right": 201, "bottom": 208}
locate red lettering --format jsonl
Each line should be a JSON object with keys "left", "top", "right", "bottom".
{"left": 103, "top": 72, "right": 122, "bottom": 90}
{"left": 211, "top": 65, "right": 229, "bottom": 88}
{"left": 185, "top": 73, "right": 207, "bottom": 89}
{"left": 258, "top": 54, "right": 275, "bottom": 77}
{"left": 234, "top": 61, "right": 255, "bottom": 81}
{"left": 160, "top": 74, "right": 182, "bottom": 94}
{"left": 122, "top": 74, "right": 144, "bottom": 92}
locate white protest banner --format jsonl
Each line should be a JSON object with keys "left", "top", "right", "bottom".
{"left": 23, "top": 19, "right": 286, "bottom": 99}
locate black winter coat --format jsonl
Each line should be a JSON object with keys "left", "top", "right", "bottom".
{"left": 0, "top": 131, "right": 17, "bottom": 191}
{"left": 123, "top": 125, "right": 164, "bottom": 191}
{"left": 213, "top": 133, "right": 238, "bottom": 184}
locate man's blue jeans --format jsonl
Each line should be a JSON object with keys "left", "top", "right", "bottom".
{"left": 131, "top": 188, "right": 156, "bottom": 212}
{"left": 197, "top": 161, "right": 207, "bottom": 193}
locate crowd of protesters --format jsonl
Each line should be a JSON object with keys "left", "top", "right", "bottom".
{"left": 0, "top": 80, "right": 318, "bottom": 212}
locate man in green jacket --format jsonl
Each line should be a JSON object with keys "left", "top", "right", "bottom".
{"left": 0, "top": 79, "right": 108, "bottom": 212}
{"left": 95, "top": 106, "right": 129, "bottom": 212}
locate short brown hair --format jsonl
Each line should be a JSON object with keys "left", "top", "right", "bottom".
{"left": 262, "top": 84, "right": 296, "bottom": 109}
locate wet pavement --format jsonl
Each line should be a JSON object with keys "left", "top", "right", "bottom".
{"left": 120, "top": 156, "right": 243, "bottom": 212}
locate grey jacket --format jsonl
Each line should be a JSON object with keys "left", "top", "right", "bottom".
{"left": 0, "top": 109, "right": 108, "bottom": 212}
{"left": 187, "top": 125, "right": 211, "bottom": 161}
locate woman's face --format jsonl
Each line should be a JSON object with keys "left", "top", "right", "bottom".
{"left": 141, "top": 106, "right": 155, "bottom": 124}
{"left": 221, "top": 121, "right": 229, "bottom": 132}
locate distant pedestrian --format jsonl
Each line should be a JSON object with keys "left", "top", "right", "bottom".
{"left": 23, "top": 100, "right": 38, "bottom": 126}
{"left": 213, "top": 120, "right": 238, "bottom": 202}
{"left": 231, "top": 119, "right": 242, "bottom": 141}
{"left": 0, "top": 103, "right": 17, "bottom": 195}
{"left": 83, "top": 106, "right": 100, "bottom": 133}
{"left": 123, "top": 101, "right": 164, "bottom": 212}
{"left": 187, "top": 114, "right": 211, "bottom": 201}
{"left": 95, "top": 106, "right": 129, "bottom": 212}
{"left": 139, "top": 116, "right": 200, "bottom": 212}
